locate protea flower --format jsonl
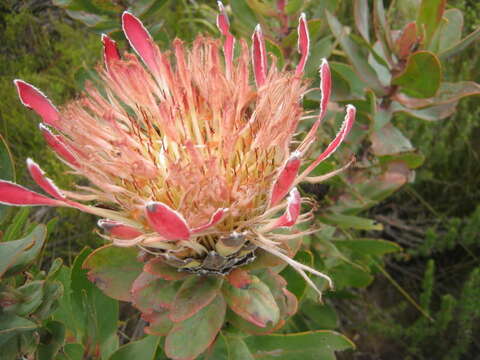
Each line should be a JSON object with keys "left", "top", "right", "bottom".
{"left": 1, "top": 4, "right": 355, "bottom": 359}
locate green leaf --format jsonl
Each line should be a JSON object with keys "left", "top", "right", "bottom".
{"left": 326, "top": 10, "right": 384, "bottom": 94}
{"left": 170, "top": 276, "right": 223, "bottom": 322}
{"left": 109, "top": 335, "right": 160, "bottom": 360}
{"left": 0, "top": 313, "right": 37, "bottom": 347}
{"left": 71, "top": 248, "right": 119, "bottom": 359}
{"left": 37, "top": 321, "right": 66, "bottom": 360}
{"left": 4, "top": 280, "right": 45, "bottom": 316}
{"left": 373, "top": 0, "right": 393, "bottom": 57}
{"left": 230, "top": 0, "right": 257, "bottom": 34}
{"left": 165, "top": 295, "right": 226, "bottom": 360}
{"left": 379, "top": 152, "right": 425, "bottom": 169}
{"left": 335, "top": 238, "right": 401, "bottom": 257}
{"left": 56, "top": 343, "right": 85, "bottom": 360}
{"left": 393, "top": 51, "right": 441, "bottom": 98}
{"left": 0, "top": 134, "right": 15, "bottom": 224}
{"left": 265, "top": 39, "right": 285, "bottom": 69}
{"left": 285, "top": 0, "right": 303, "bottom": 14}
{"left": 437, "top": 9, "right": 463, "bottom": 52}
{"left": 395, "top": 81, "right": 480, "bottom": 109}
{"left": 280, "top": 250, "right": 313, "bottom": 301}
{"left": 354, "top": 0, "right": 370, "bottom": 42}
{"left": 51, "top": 266, "right": 80, "bottom": 338}
{"left": 143, "top": 310, "right": 173, "bottom": 336}
{"left": 417, "top": 0, "right": 446, "bottom": 44}
{"left": 330, "top": 263, "right": 374, "bottom": 288}
{"left": 319, "top": 214, "right": 383, "bottom": 231}
{"left": 439, "top": 27, "right": 480, "bottom": 60}
{"left": 370, "top": 123, "right": 413, "bottom": 156}
{"left": 131, "top": 273, "right": 178, "bottom": 313}
{"left": 392, "top": 100, "right": 457, "bottom": 121}
{"left": 305, "top": 36, "right": 333, "bottom": 79}
{"left": 297, "top": 300, "right": 339, "bottom": 330}
{"left": 34, "top": 280, "right": 64, "bottom": 320}
{"left": 245, "top": 330, "right": 354, "bottom": 360}
{"left": 222, "top": 276, "right": 280, "bottom": 328}
{"left": 3, "top": 207, "right": 30, "bottom": 243}
{"left": 205, "top": 333, "right": 254, "bottom": 360}
{"left": 82, "top": 245, "right": 143, "bottom": 301}
{"left": 0, "top": 224, "right": 47, "bottom": 278}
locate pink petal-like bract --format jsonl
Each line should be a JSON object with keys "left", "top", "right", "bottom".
{"left": 272, "top": 188, "right": 301, "bottom": 228}
{"left": 122, "top": 11, "right": 159, "bottom": 74}
{"left": 14, "top": 79, "right": 59, "bottom": 127}
{"left": 192, "top": 208, "right": 228, "bottom": 233}
{"left": 269, "top": 155, "right": 301, "bottom": 207}
{"left": 302, "top": 104, "right": 356, "bottom": 177}
{"left": 145, "top": 202, "right": 191, "bottom": 240}
{"left": 216, "top": 1, "right": 235, "bottom": 76}
{"left": 102, "top": 34, "right": 121, "bottom": 71}
{"left": 26, "top": 158, "right": 65, "bottom": 200}
{"left": 300, "top": 59, "right": 332, "bottom": 151}
{"left": 252, "top": 25, "right": 268, "bottom": 87}
{"left": 0, "top": 181, "right": 64, "bottom": 207}
{"left": 98, "top": 219, "right": 143, "bottom": 240}
{"left": 318, "top": 59, "right": 332, "bottom": 121}
{"left": 295, "top": 13, "right": 310, "bottom": 75}
{"left": 39, "top": 124, "right": 79, "bottom": 167}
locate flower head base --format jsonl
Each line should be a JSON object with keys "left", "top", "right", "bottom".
{"left": 1, "top": 7, "right": 355, "bottom": 295}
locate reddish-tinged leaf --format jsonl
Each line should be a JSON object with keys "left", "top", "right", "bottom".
{"left": 39, "top": 124, "right": 79, "bottom": 167}
{"left": 102, "top": 34, "right": 121, "bottom": 71}
{"left": 0, "top": 181, "right": 64, "bottom": 207}
{"left": 192, "top": 208, "right": 228, "bottom": 233}
{"left": 14, "top": 80, "right": 59, "bottom": 127}
{"left": 122, "top": 11, "right": 159, "bottom": 74}
{"left": 131, "top": 272, "right": 178, "bottom": 312}
{"left": 226, "top": 268, "right": 253, "bottom": 289}
{"left": 260, "top": 270, "right": 298, "bottom": 318}
{"left": 83, "top": 245, "right": 143, "bottom": 301}
{"left": 269, "top": 155, "right": 301, "bottom": 207}
{"left": 97, "top": 219, "right": 143, "bottom": 240}
{"left": 145, "top": 201, "right": 191, "bottom": 240}
{"left": 394, "top": 81, "right": 480, "bottom": 109}
{"left": 252, "top": 25, "right": 268, "bottom": 87}
{"left": 26, "top": 158, "right": 65, "bottom": 200}
{"left": 395, "top": 22, "right": 420, "bottom": 59}
{"left": 143, "top": 310, "right": 173, "bottom": 336}
{"left": 165, "top": 295, "right": 226, "bottom": 360}
{"left": 296, "top": 13, "right": 310, "bottom": 75}
{"left": 222, "top": 276, "right": 279, "bottom": 328}
{"left": 169, "top": 276, "right": 223, "bottom": 323}
{"left": 392, "top": 101, "right": 457, "bottom": 121}
{"left": 272, "top": 187, "right": 301, "bottom": 228}
{"left": 143, "top": 257, "right": 190, "bottom": 281}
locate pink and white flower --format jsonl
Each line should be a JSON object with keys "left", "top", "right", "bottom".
{"left": 1, "top": 4, "right": 356, "bottom": 296}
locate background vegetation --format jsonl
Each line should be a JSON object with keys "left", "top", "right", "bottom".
{"left": 0, "top": 0, "right": 478, "bottom": 359}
